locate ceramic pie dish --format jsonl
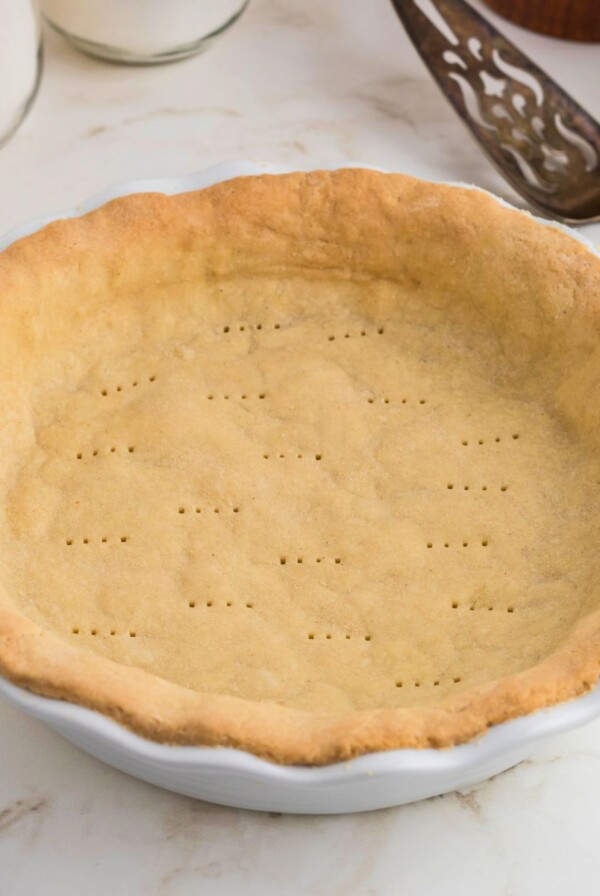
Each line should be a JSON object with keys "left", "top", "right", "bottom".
{"left": 1, "top": 161, "right": 600, "bottom": 814}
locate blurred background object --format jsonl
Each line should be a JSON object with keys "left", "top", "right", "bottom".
{"left": 0, "top": 0, "right": 42, "bottom": 147}
{"left": 484, "top": 0, "right": 600, "bottom": 41}
{"left": 40, "top": 0, "right": 249, "bottom": 64}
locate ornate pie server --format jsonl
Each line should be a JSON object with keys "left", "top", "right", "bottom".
{"left": 389, "top": 0, "right": 600, "bottom": 223}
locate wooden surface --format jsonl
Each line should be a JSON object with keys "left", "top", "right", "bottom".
{"left": 484, "top": 0, "right": 600, "bottom": 41}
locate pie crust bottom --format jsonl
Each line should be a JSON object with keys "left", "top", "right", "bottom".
{"left": 0, "top": 170, "right": 599, "bottom": 764}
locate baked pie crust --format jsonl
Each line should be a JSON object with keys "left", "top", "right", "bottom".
{"left": 0, "top": 170, "right": 599, "bottom": 765}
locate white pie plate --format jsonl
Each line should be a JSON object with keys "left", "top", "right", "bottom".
{"left": 1, "top": 160, "right": 599, "bottom": 815}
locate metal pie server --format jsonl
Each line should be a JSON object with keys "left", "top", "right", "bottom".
{"left": 389, "top": 0, "right": 600, "bottom": 223}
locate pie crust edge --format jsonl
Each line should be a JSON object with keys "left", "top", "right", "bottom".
{"left": 0, "top": 169, "right": 599, "bottom": 765}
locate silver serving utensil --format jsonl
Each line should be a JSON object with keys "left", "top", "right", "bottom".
{"left": 389, "top": 0, "right": 600, "bottom": 223}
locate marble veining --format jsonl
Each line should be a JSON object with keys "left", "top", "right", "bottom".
{"left": 0, "top": 797, "right": 49, "bottom": 835}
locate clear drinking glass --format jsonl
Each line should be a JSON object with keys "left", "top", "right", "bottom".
{"left": 40, "top": 0, "right": 249, "bottom": 65}
{"left": 0, "top": 0, "right": 43, "bottom": 148}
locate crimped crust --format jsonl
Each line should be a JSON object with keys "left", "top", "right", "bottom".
{"left": 0, "top": 170, "right": 599, "bottom": 765}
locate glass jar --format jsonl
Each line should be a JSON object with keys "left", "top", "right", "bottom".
{"left": 41, "top": 0, "right": 249, "bottom": 65}
{"left": 0, "top": 0, "right": 43, "bottom": 148}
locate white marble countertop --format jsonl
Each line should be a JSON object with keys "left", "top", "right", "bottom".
{"left": 1, "top": 1, "right": 599, "bottom": 892}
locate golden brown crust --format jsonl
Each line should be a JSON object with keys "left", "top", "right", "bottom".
{"left": 0, "top": 169, "right": 600, "bottom": 765}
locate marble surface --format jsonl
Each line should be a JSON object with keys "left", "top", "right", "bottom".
{"left": 1, "top": 1, "right": 599, "bottom": 892}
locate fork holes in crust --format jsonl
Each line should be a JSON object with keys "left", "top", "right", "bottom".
{"left": 367, "top": 396, "right": 425, "bottom": 406}
{"left": 100, "top": 376, "right": 154, "bottom": 396}
{"left": 328, "top": 326, "right": 385, "bottom": 342}
{"left": 177, "top": 505, "right": 239, "bottom": 515}
{"left": 462, "top": 434, "right": 519, "bottom": 446}
{"left": 188, "top": 600, "right": 239, "bottom": 610}
{"left": 71, "top": 626, "right": 134, "bottom": 638}
{"left": 453, "top": 602, "right": 515, "bottom": 613}
{"left": 308, "top": 632, "right": 370, "bottom": 641}
{"left": 280, "top": 555, "right": 340, "bottom": 565}
{"left": 207, "top": 393, "right": 265, "bottom": 400}
{"left": 395, "top": 676, "right": 462, "bottom": 689}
